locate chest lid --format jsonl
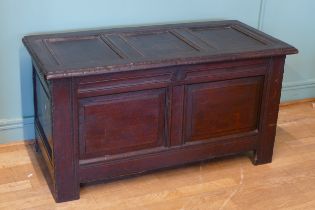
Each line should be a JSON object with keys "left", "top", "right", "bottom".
{"left": 23, "top": 20, "right": 298, "bottom": 79}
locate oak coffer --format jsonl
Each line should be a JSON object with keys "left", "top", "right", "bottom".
{"left": 23, "top": 20, "right": 298, "bottom": 202}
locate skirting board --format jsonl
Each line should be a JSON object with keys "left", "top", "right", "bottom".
{"left": 1, "top": 81, "right": 315, "bottom": 143}
{"left": 0, "top": 117, "right": 34, "bottom": 143}
{"left": 281, "top": 80, "right": 315, "bottom": 102}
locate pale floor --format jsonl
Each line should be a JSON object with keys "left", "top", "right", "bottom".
{"left": 1, "top": 101, "right": 315, "bottom": 210}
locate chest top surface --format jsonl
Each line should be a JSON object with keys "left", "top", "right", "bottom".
{"left": 23, "top": 20, "right": 297, "bottom": 80}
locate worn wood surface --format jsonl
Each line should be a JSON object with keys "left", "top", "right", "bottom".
{"left": 1, "top": 101, "right": 315, "bottom": 209}
{"left": 24, "top": 20, "right": 297, "bottom": 202}
{"left": 23, "top": 20, "right": 297, "bottom": 79}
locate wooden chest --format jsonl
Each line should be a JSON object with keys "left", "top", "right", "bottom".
{"left": 23, "top": 20, "right": 297, "bottom": 202}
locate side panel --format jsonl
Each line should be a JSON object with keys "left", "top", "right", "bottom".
{"left": 33, "top": 65, "right": 54, "bottom": 177}
{"left": 35, "top": 74, "right": 53, "bottom": 150}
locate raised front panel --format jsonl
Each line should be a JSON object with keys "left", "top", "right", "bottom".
{"left": 184, "top": 76, "right": 263, "bottom": 142}
{"left": 79, "top": 88, "right": 167, "bottom": 159}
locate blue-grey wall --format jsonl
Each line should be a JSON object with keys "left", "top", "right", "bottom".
{"left": 260, "top": 0, "right": 315, "bottom": 101}
{"left": 0, "top": 0, "right": 313, "bottom": 142}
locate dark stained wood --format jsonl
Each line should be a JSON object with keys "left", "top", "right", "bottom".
{"left": 184, "top": 76, "right": 263, "bottom": 142}
{"left": 23, "top": 20, "right": 298, "bottom": 202}
{"left": 35, "top": 74, "right": 52, "bottom": 149}
{"left": 253, "top": 56, "right": 287, "bottom": 165}
{"left": 79, "top": 88, "right": 168, "bottom": 158}
{"left": 23, "top": 20, "right": 297, "bottom": 80}
{"left": 79, "top": 135, "right": 258, "bottom": 183}
{"left": 170, "top": 85, "right": 185, "bottom": 146}
{"left": 33, "top": 64, "right": 53, "bottom": 172}
{"left": 51, "top": 79, "right": 79, "bottom": 202}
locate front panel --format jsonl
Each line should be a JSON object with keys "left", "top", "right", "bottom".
{"left": 79, "top": 88, "right": 168, "bottom": 159}
{"left": 184, "top": 76, "right": 264, "bottom": 142}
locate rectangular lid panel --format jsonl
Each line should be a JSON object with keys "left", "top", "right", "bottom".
{"left": 118, "top": 31, "right": 200, "bottom": 57}
{"left": 44, "top": 36, "right": 122, "bottom": 66}
{"left": 189, "top": 26, "right": 266, "bottom": 50}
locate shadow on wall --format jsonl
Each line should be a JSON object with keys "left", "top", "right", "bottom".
{"left": 19, "top": 45, "right": 35, "bottom": 140}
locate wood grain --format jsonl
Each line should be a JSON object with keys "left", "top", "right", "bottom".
{"left": 0, "top": 101, "right": 315, "bottom": 209}
{"left": 22, "top": 20, "right": 297, "bottom": 80}
{"left": 24, "top": 20, "right": 298, "bottom": 202}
